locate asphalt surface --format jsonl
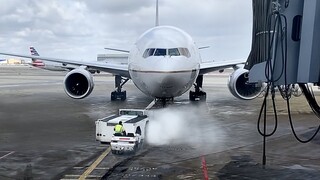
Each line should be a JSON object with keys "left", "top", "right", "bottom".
{"left": 1, "top": 65, "right": 320, "bottom": 179}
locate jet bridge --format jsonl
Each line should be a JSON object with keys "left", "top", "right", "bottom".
{"left": 247, "top": 0, "right": 320, "bottom": 85}
{"left": 245, "top": 0, "right": 320, "bottom": 166}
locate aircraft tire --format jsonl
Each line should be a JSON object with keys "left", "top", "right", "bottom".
{"left": 111, "top": 91, "right": 116, "bottom": 101}
{"left": 199, "top": 91, "right": 207, "bottom": 101}
{"left": 189, "top": 91, "right": 196, "bottom": 101}
{"left": 120, "top": 91, "right": 126, "bottom": 101}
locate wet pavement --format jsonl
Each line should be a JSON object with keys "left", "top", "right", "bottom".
{"left": 1, "top": 65, "right": 320, "bottom": 179}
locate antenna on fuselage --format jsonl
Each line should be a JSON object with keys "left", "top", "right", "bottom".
{"left": 155, "top": 0, "right": 159, "bottom": 26}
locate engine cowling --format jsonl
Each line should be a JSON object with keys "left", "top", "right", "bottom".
{"left": 63, "top": 68, "right": 94, "bottom": 99}
{"left": 228, "top": 68, "right": 263, "bottom": 100}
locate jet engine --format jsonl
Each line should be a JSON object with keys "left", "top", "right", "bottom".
{"left": 63, "top": 68, "right": 94, "bottom": 99}
{"left": 228, "top": 68, "right": 263, "bottom": 100}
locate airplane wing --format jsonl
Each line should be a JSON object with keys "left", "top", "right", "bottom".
{"left": 0, "top": 52, "right": 130, "bottom": 78}
{"left": 199, "top": 59, "right": 246, "bottom": 75}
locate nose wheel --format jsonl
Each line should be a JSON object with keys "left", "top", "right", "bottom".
{"left": 111, "top": 75, "right": 129, "bottom": 101}
{"left": 189, "top": 75, "right": 206, "bottom": 101}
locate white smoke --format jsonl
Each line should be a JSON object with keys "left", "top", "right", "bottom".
{"left": 145, "top": 105, "right": 225, "bottom": 150}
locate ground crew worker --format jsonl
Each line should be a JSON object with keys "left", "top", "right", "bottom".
{"left": 114, "top": 121, "right": 126, "bottom": 136}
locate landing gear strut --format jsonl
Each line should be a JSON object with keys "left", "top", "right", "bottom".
{"left": 158, "top": 97, "right": 174, "bottom": 107}
{"left": 111, "top": 75, "right": 129, "bottom": 101}
{"left": 189, "top": 75, "right": 206, "bottom": 101}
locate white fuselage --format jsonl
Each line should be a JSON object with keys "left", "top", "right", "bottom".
{"left": 128, "top": 26, "right": 201, "bottom": 98}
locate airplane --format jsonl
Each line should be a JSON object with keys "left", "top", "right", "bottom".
{"left": 0, "top": 0, "right": 263, "bottom": 102}
{"left": 29, "top": 46, "right": 100, "bottom": 74}
{"left": 29, "top": 46, "right": 69, "bottom": 71}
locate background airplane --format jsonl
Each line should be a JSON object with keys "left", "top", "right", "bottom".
{"left": 29, "top": 46, "right": 69, "bottom": 71}
{"left": 29, "top": 46, "right": 99, "bottom": 74}
{"left": 0, "top": 1, "right": 263, "bottom": 102}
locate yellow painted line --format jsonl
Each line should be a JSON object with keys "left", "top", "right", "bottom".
{"left": 78, "top": 147, "right": 111, "bottom": 180}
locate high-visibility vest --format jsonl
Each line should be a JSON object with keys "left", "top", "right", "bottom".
{"left": 114, "top": 124, "right": 124, "bottom": 133}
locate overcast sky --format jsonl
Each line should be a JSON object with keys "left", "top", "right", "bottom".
{"left": 0, "top": 0, "right": 252, "bottom": 62}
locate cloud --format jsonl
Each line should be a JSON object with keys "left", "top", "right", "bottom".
{"left": 82, "top": 0, "right": 154, "bottom": 14}
{"left": 0, "top": 0, "right": 252, "bottom": 61}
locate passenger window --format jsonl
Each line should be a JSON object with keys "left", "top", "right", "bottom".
{"left": 168, "top": 48, "right": 180, "bottom": 56}
{"left": 154, "top": 48, "right": 166, "bottom": 56}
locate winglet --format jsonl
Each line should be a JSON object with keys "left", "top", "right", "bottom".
{"left": 155, "top": 0, "right": 159, "bottom": 26}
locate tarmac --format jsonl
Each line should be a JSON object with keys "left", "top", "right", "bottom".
{"left": 1, "top": 65, "right": 320, "bottom": 179}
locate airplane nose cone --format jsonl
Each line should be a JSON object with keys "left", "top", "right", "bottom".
{"left": 129, "top": 69, "right": 198, "bottom": 98}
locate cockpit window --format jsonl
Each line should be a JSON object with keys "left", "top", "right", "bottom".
{"left": 179, "top": 48, "right": 191, "bottom": 58}
{"left": 154, "top": 48, "right": 166, "bottom": 56}
{"left": 143, "top": 48, "right": 155, "bottom": 58}
{"left": 168, "top": 48, "right": 180, "bottom": 56}
{"left": 143, "top": 48, "right": 191, "bottom": 58}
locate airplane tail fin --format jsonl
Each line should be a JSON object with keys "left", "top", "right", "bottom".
{"left": 30, "top": 46, "right": 40, "bottom": 56}
{"left": 29, "top": 46, "right": 44, "bottom": 67}
{"left": 155, "top": 0, "right": 159, "bottom": 26}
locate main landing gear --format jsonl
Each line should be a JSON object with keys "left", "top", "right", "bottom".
{"left": 111, "top": 75, "right": 129, "bottom": 101}
{"left": 189, "top": 75, "right": 206, "bottom": 101}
